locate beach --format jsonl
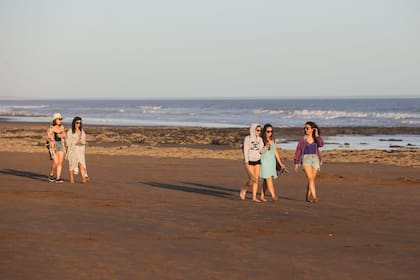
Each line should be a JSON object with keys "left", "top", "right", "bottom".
{"left": 0, "top": 122, "right": 419, "bottom": 166}
{"left": 1, "top": 122, "right": 420, "bottom": 279}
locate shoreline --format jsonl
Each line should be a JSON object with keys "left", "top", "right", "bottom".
{"left": 1, "top": 121, "right": 419, "bottom": 167}
{"left": 1, "top": 120, "right": 419, "bottom": 135}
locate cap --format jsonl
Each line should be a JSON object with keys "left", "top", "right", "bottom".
{"left": 52, "top": 113, "right": 63, "bottom": 121}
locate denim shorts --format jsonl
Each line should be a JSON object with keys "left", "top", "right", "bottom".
{"left": 56, "top": 141, "right": 64, "bottom": 152}
{"left": 302, "top": 154, "right": 320, "bottom": 171}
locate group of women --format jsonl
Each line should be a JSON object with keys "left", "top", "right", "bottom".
{"left": 45, "top": 113, "right": 322, "bottom": 194}
{"left": 241, "top": 121, "right": 324, "bottom": 203}
{"left": 46, "top": 113, "right": 89, "bottom": 184}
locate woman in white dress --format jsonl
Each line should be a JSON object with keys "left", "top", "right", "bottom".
{"left": 66, "top": 116, "right": 89, "bottom": 184}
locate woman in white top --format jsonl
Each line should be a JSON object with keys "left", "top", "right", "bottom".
{"left": 66, "top": 116, "right": 89, "bottom": 184}
{"left": 240, "top": 123, "right": 265, "bottom": 202}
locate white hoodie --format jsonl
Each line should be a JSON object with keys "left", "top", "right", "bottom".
{"left": 243, "top": 123, "right": 264, "bottom": 163}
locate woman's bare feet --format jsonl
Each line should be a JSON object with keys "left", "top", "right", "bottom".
{"left": 312, "top": 197, "right": 320, "bottom": 203}
{"left": 239, "top": 188, "right": 246, "bottom": 200}
{"left": 260, "top": 197, "right": 267, "bottom": 202}
{"left": 252, "top": 199, "right": 261, "bottom": 203}
{"left": 82, "top": 176, "right": 89, "bottom": 184}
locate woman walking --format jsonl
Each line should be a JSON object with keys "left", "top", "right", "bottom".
{"left": 66, "top": 116, "right": 89, "bottom": 184}
{"left": 240, "top": 123, "right": 264, "bottom": 202}
{"left": 260, "top": 124, "right": 286, "bottom": 202}
{"left": 294, "top": 121, "right": 324, "bottom": 203}
{"left": 46, "top": 113, "right": 66, "bottom": 183}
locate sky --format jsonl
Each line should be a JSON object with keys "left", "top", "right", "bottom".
{"left": 0, "top": 0, "right": 419, "bottom": 99}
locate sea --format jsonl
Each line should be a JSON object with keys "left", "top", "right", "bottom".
{"left": 1, "top": 98, "right": 419, "bottom": 150}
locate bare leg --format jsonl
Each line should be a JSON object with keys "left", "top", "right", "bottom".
{"left": 305, "top": 182, "right": 311, "bottom": 202}
{"left": 240, "top": 165, "right": 253, "bottom": 200}
{"left": 265, "top": 177, "right": 277, "bottom": 201}
{"left": 304, "top": 166, "right": 318, "bottom": 202}
{"left": 50, "top": 158, "right": 58, "bottom": 177}
{"left": 240, "top": 181, "right": 250, "bottom": 200}
{"left": 69, "top": 170, "right": 75, "bottom": 184}
{"left": 260, "top": 181, "right": 267, "bottom": 202}
{"left": 79, "top": 163, "right": 89, "bottom": 183}
{"left": 251, "top": 165, "right": 261, "bottom": 202}
{"left": 55, "top": 152, "right": 65, "bottom": 180}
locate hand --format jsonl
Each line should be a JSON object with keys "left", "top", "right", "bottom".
{"left": 294, "top": 164, "right": 299, "bottom": 172}
{"left": 314, "top": 128, "right": 319, "bottom": 136}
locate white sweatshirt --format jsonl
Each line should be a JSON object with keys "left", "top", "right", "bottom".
{"left": 243, "top": 123, "right": 264, "bottom": 163}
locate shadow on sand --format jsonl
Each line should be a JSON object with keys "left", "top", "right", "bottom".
{"left": 0, "top": 169, "right": 48, "bottom": 182}
{"left": 142, "top": 181, "right": 237, "bottom": 200}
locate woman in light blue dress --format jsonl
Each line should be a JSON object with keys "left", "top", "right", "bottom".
{"left": 260, "top": 124, "right": 286, "bottom": 202}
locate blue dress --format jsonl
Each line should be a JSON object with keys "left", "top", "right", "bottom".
{"left": 260, "top": 142, "right": 278, "bottom": 179}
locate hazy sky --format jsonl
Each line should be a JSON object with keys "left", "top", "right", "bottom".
{"left": 1, "top": 0, "right": 419, "bottom": 99}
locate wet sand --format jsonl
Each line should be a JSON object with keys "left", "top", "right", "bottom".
{"left": 0, "top": 122, "right": 420, "bottom": 279}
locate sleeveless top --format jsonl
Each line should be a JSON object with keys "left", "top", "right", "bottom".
{"left": 54, "top": 131, "right": 61, "bottom": 142}
{"left": 303, "top": 141, "right": 317, "bottom": 155}
{"left": 260, "top": 141, "right": 278, "bottom": 179}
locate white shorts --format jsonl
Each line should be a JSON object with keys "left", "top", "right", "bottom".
{"left": 302, "top": 154, "right": 320, "bottom": 171}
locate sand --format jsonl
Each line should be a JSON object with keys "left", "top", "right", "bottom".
{"left": 0, "top": 122, "right": 420, "bottom": 279}
{"left": 0, "top": 122, "right": 419, "bottom": 167}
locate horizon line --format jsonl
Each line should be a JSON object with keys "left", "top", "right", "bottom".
{"left": 1, "top": 96, "right": 419, "bottom": 101}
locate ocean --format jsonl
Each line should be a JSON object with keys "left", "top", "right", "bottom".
{"left": 1, "top": 98, "right": 419, "bottom": 150}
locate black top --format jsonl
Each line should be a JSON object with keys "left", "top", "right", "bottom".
{"left": 54, "top": 131, "right": 61, "bottom": 142}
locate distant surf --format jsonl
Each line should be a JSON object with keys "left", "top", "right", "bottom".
{"left": 1, "top": 98, "right": 419, "bottom": 128}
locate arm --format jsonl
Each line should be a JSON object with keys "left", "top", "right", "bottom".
{"left": 315, "top": 136, "right": 324, "bottom": 148}
{"left": 46, "top": 126, "right": 54, "bottom": 142}
{"left": 294, "top": 138, "right": 304, "bottom": 164}
{"left": 79, "top": 130, "right": 87, "bottom": 145}
{"left": 274, "top": 146, "right": 285, "bottom": 169}
{"left": 66, "top": 130, "right": 74, "bottom": 147}
{"left": 243, "top": 136, "right": 250, "bottom": 163}
{"left": 258, "top": 137, "right": 269, "bottom": 154}
{"left": 315, "top": 135, "right": 324, "bottom": 163}
{"left": 294, "top": 138, "right": 304, "bottom": 172}
{"left": 46, "top": 127, "right": 56, "bottom": 155}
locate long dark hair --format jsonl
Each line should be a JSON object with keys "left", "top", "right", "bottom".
{"left": 261, "top": 123, "right": 274, "bottom": 145}
{"left": 71, "top": 116, "right": 83, "bottom": 133}
{"left": 305, "top": 121, "right": 320, "bottom": 137}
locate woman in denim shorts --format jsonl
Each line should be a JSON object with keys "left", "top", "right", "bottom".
{"left": 46, "top": 113, "right": 66, "bottom": 183}
{"left": 294, "top": 121, "right": 324, "bottom": 203}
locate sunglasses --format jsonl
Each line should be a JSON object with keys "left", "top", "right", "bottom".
{"left": 76, "top": 121, "right": 82, "bottom": 124}
{"left": 266, "top": 130, "right": 273, "bottom": 133}
{"left": 256, "top": 129, "right": 261, "bottom": 132}
{"left": 304, "top": 127, "right": 311, "bottom": 130}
